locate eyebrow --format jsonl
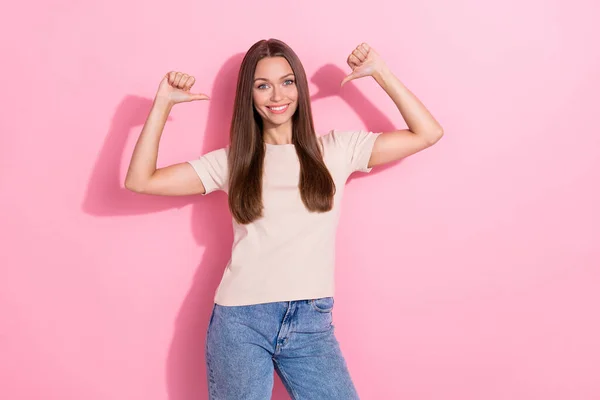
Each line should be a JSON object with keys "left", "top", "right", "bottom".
{"left": 254, "top": 73, "right": 295, "bottom": 82}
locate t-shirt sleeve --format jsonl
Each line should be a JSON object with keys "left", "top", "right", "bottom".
{"left": 328, "top": 129, "right": 381, "bottom": 174}
{"left": 186, "top": 147, "right": 229, "bottom": 195}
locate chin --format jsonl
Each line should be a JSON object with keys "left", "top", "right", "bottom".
{"left": 268, "top": 117, "right": 293, "bottom": 126}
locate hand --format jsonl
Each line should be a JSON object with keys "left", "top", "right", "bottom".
{"left": 340, "top": 43, "right": 387, "bottom": 87}
{"left": 156, "top": 71, "right": 210, "bottom": 105}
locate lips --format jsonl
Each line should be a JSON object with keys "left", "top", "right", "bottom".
{"left": 266, "top": 104, "right": 290, "bottom": 114}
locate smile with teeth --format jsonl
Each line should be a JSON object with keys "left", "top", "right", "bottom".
{"left": 267, "top": 104, "right": 290, "bottom": 114}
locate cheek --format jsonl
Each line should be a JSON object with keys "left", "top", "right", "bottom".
{"left": 252, "top": 93, "right": 260, "bottom": 107}
{"left": 288, "top": 86, "right": 299, "bottom": 101}
{"left": 252, "top": 90, "right": 267, "bottom": 107}
{"left": 289, "top": 89, "right": 299, "bottom": 112}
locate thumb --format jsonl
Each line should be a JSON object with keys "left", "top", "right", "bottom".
{"left": 340, "top": 72, "right": 358, "bottom": 87}
{"left": 188, "top": 93, "right": 210, "bottom": 101}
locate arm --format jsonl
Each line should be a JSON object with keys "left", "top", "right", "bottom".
{"left": 341, "top": 43, "right": 444, "bottom": 168}
{"left": 124, "top": 72, "right": 210, "bottom": 195}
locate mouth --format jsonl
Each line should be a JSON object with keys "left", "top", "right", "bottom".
{"left": 266, "top": 104, "right": 290, "bottom": 114}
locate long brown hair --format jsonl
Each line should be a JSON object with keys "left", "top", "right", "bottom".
{"left": 228, "top": 38, "right": 336, "bottom": 224}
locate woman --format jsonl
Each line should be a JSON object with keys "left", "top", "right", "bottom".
{"left": 125, "top": 39, "right": 443, "bottom": 399}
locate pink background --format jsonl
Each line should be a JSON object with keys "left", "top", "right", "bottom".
{"left": 2, "top": 0, "right": 599, "bottom": 399}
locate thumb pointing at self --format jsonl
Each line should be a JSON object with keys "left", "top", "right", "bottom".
{"left": 158, "top": 71, "right": 211, "bottom": 104}
{"left": 340, "top": 72, "right": 359, "bottom": 87}
{"left": 187, "top": 92, "right": 210, "bottom": 101}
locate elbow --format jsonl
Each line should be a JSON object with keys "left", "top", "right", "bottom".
{"left": 125, "top": 170, "right": 156, "bottom": 193}
{"left": 124, "top": 178, "right": 145, "bottom": 193}
{"left": 427, "top": 128, "right": 444, "bottom": 145}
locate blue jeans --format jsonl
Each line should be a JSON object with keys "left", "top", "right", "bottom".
{"left": 205, "top": 297, "right": 360, "bottom": 399}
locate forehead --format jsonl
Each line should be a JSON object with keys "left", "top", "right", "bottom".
{"left": 254, "top": 56, "right": 293, "bottom": 79}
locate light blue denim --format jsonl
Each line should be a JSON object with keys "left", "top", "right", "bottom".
{"left": 205, "top": 297, "right": 360, "bottom": 399}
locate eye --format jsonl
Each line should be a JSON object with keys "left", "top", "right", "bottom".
{"left": 257, "top": 83, "right": 269, "bottom": 90}
{"left": 283, "top": 79, "right": 295, "bottom": 86}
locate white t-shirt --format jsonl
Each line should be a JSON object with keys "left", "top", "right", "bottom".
{"left": 187, "top": 129, "right": 381, "bottom": 306}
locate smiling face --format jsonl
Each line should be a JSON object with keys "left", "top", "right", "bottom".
{"left": 252, "top": 56, "right": 299, "bottom": 130}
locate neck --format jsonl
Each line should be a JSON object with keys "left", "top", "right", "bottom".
{"left": 262, "top": 119, "right": 293, "bottom": 145}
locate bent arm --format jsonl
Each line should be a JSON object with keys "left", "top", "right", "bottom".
{"left": 124, "top": 97, "right": 206, "bottom": 196}
{"left": 369, "top": 68, "right": 444, "bottom": 168}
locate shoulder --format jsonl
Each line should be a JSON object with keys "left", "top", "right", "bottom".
{"left": 320, "top": 129, "right": 380, "bottom": 151}
{"left": 320, "top": 129, "right": 345, "bottom": 148}
{"left": 319, "top": 129, "right": 350, "bottom": 153}
{"left": 205, "top": 146, "right": 229, "bottom": 158}
{"left": 195, "top": 146, "right": 229, "bottom": 165}
{"left": 187, "top": 146, "right": 230, "bottom": 194}
{"left": 188, "top": 146, "right": 230, "bottom": 175}
{"left": 320, "top": 129, "right": 382, "bottom": 174}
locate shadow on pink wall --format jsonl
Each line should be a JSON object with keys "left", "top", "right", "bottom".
{"left": 82, "top": 53, "right": 401, "bottom": 400}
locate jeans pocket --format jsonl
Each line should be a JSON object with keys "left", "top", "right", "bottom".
{"left": 207, "top": 303, "right": 217, "bottom": 336}
{"left": 311, "top": 297, "right": 334, "bottom": 313}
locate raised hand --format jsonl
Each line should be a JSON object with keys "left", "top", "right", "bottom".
{"left": 340, "top": 43, "right": 387, "bottom": 87}
{"left": 156, "top": 71, "right": 210, "bottom": 105}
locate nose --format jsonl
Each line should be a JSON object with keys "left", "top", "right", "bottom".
{"left": 270, "top": 86, "right": 283, "bottom": 102}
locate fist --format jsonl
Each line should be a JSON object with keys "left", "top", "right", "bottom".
{"left": 157, "top": 71, "right": 210, "bottom": 105}
{"left": 340, "top": 43, "right": 387, "bottom": 87}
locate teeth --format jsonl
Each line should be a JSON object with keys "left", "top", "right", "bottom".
{"left": 269, "top": 105, "right": 287, "bottom": 111}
